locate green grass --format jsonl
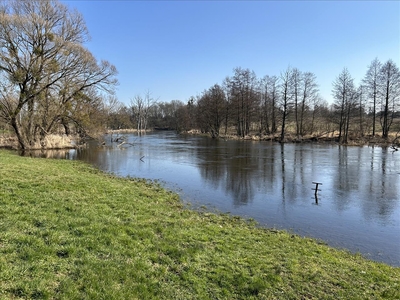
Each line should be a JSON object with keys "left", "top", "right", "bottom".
{"left": 0, "top": 150, "right": 399, "bottom": 299}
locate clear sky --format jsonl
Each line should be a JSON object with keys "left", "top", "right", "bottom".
{"left": 63, "top": 0, "right": 399, "bottom": 105}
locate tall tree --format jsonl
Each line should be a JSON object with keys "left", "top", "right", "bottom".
{"left": 299, "top": 72, "right": 319, "bottom": 136}
{"left": 197, "top": 84, "right": 226, "bottom": 138}
{"left": 309, "top": 97, "right": 328, "bottom": 135}
{"left": 130, "top": 91, "right": 156, "bottom": 133}
{"left": 344, "top": 86, "right": 359, "bottom": 143}
{"left": 153, "top": 100, "right": 186, "bottom": 131}
{"left": 103, "top": 96, "right": 126, "bottom": 130}
{"left": 174, "top": 100, "right": 191, "bottom": 133}
{"left": 258, "top": 76, "right": 270, "bottom": 134}
{"left": 259, "top": 75, "right": 279, "bottom": 135}
{"left": 186, "top": 96, "right": 197, "bottom": 130}
{"left": 107, "top": 104, "right": 132, "bottom": 130}
{"left": 130, "top": 95, "right": 145, "bottom": 132}
{"left": 292, "top": 68, "right": 302, "bottom": 137}
{"left": 279, "top": 67, "right": 294, "bottom": 142}
{"left": 362, "top": 58, "right": 381, "bottom": 136}
{"left": 332, "top": 68, "right": 356, "bottom": 143}
{"left": 378, "top": 59, "right": 400, "bottom": 139}
{"left": 357, "top": 85, "right": 366, "bottom": 137}
{"left": 226, "top": 68, "right": 258, "bottom": 137}
{"left": 269, "top": 76, "right": 279, "bottom": 134}
{"left": 0, "top": 0, "right": 117, "bottom": 149}
{"left": 221, "top": 77, "right": 232, "bottom": 135}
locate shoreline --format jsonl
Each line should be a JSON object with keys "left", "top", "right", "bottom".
{"left": 1, "top": 129, "right": 398, "bottom": 150}
{"left": 182, "top": 130, "right": 400, "bottom": 148}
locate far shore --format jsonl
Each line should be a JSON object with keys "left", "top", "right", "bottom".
{"left": 1, "top": 129, "right": 399, "bottom": 150}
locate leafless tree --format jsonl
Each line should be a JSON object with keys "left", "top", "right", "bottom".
{"left": 309, "top": 97, "right": 329, "bottom": 136}
{"left": 107, "top": 97, "right": 123, "bottom": 128}
{"left": 186, "top": 96, "right": 197, "bottom": 130}
{"left": 279, "top": 67, "right": 294, "bottom": 142}
{"left": 332, "top": 68, "right": 356, "bottom": 143}
{"left": 221, "top": 77, "right": 232, "bottom": 135}
{"left": 259, "top": 75, "right": 279, "bottom": 135}
{"left": 357, "top": 85, "right": 367, "bottom": 137}
{"left": 130, "top": 91, "right": 157, "bottom": 133}
{"left": 226, "top": 68, "right": 259, "bottom": 137}
{"left": 378, "top": 59, "right": 400, "bottom": 139}
{"left": 152, "top": 100, "right": 186, "bottom": 131}
{"left": 363, "top": 58, "right": 382, "bottom": 136}
{"left": 0, "top": 0, "right": 117, "bottom": 149}
{"left": 197, "top": 84, "right": 226, "bottom": 138}
{"left": 292, "top": 68, "right": 302, "bottom": 137}
{"left": 299, "top": 72, "right": 319, "bottom": 136}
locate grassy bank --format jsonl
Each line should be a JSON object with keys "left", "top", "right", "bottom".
{"left": 0, "top": 150, "right": 398, "bottom": 299}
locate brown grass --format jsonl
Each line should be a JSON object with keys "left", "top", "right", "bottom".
{"left": 0, "top": 134, "right": 76, "bottom": 150}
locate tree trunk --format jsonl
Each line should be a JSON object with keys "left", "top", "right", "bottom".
{"left": 11, "top": 116, "right": 26, "bottom": 150}
{"left": 382, "top": 79, "right": 390, "bottom": 139}
{"left": 372, "top": 90, "right": 376, "bottom": 136}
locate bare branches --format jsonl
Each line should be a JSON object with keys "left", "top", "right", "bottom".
{"left": 332, "top": 68, "right": 357, "bottom": 144}
{"left": 379, "top": 60, "right": 400, "bottom": 139}
{"left": 130, "top": 91, "right": 157, "bottom": 133}
{"left": 0, "top": 0, "right": 118, "bottom": 149}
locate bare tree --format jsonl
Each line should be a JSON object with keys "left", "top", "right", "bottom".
{"left": 226, "top": 68, "right": 259, "bottom": 137}
{"left": 309, "top": 97, "right": 329, "bottom": 135}
{"left": 378, "top": 59, "right": 400, "bottom": 139}
{"left": 292, "top": 68, "right": 302, "bottom": 137}
{"left": 186, "top": 96, "right": 197, "bottom": 130}
{"left": 108, "top": 104, "right": 132, "bottom": 130}
{"left": 259, "top": 75, "right": 279, "bottom": 135}
{"left": 153, "top": 100, "right": 186, "bottom": 131}
{"left": 363, "top": 58, "right": 381, "bottom": 136}
{"left": 130, "top": 91, "right": 157, "bottom": 133}
{"left": 332, "top": 68, "right": 356, "bottom": 143}
{"left": 357, "top": 85, "right": 366, "bottom": 137}
{"left": 279, "top": 67, "right": 294, "bottom": 142}
{"left": 197, "top": 84, "right": 226, "bottom": 138}
{"left": 173, "top": 100, "right": 190, "bottom": 133}
{"left": 0, "top": 0, "right": 118, "bottom": 149}
{"left": 130, "top": 95, "right": 145, "bottom": 131}
{"left": 222, "top": 77, "right": 232, "bottom": 135}
{"left": 344, "top": 86, "right": 359, "bottom": 143}
{"left": 103, "top": 96, "right": 125, "bottom": 129}
{"left": 299, "top": 72, "right": 319, "bottom": 136}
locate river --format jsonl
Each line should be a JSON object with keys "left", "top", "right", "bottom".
{"left": 39, "top": 131, "right": 400, "bottom": 266}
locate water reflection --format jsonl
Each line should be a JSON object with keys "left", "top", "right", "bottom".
{"left": 20, "top": 148, "right": 76, "bottom": 159}
{"left": 28, "top": 132, "right": 400, "bottom": 266}
{"left": 197, "top": 140, "right": 260, "bottom": 206}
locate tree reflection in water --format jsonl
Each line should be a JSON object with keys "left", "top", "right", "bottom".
{"left": 29, "top": 132, "right": 400, "bottom": 266}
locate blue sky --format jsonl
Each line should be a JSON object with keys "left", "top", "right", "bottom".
{"left": 63, "top": 1, "right": 399, "bottom": 105}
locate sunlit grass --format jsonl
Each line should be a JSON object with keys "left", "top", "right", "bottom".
{"left": 0, "top": 149, "right": 399, "bottom": 299}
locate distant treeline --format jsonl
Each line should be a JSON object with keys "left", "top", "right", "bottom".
{"left": 108, "top": 59, "right": 400, "bottom": 144}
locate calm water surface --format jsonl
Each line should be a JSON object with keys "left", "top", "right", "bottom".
{"left": 61, "top": 131, "right": 399, "bottom": 266}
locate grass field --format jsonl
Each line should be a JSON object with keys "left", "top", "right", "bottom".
{"left": 0, "top": 149, "right": 399, "bottom": 299}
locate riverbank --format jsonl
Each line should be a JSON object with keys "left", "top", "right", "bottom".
{"left": 1, "top": 129, "right": 399, "bottom": 150}
{"left": 185, "top": 129, "right": 400, "bottom": 147}
{"left": 0, "top": 134, "right": 77, "bottom": 150}
{"left": 0, "top": 150, "right": 398, "bottom": 299}
{"left": 0, "top": 130, "right": 153, "bottom": 150}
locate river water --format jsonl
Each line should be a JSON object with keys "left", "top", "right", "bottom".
{"left": 49, "top": 131, "right": 399, "bottom": 266}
